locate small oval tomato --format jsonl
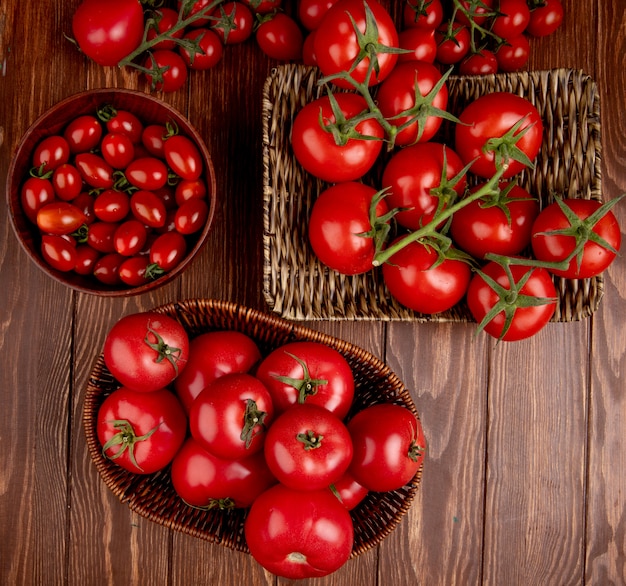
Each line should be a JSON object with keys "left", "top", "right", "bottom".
{"left": 99, "top": 107, "right": 144, "bottom": 144}
{"left": 63, "top": 115, "right": 103, "bottom": 153}
{"left": 211, "top": 1, "right": 254, "bottom": 44}
{"left": 526, "top": 0, "right": 564, "bottom": 37}
{"left": 32, "top": 135, "right": 71, "bottom": 173}
{"left": 41, "top": 234, "right": 78, "bottom": 272}
{"left": 37, "top": 202, "right": 87, "bottom": 235}
{"left": 298, "top": 0, "right": 340, "bottom": 30}
{"left": 494, "top": 34, "right": 530, "bottom": 72}
{"left": 455, "top": 0, "right": 495, "bottom": 26}
{"left": 143, "top": 50, "right": 189, "bottom": 92}
{"left": 93, "top": 252, "right": 125, "bottom": 285}
{"left": 21, "top": 176, "right": 56, "bottom": 223}
{"left": 189, "top": 373, "right": 274, "bottom": 459}
{"left": 72, "top": 192, "right": 96, "bottom": 225}
{"left": 74, "top": 244, "right": 101, "bottom": 275}
{"left": 96, "top": 386, "right": 187, "bottom": 474}
{"left": 435, "top": 22, "right": 470, "bottom": 64}
{"left": 491, "top": 0, "right": 530, "bottom": 39}
{"left": 52, "top": 163, "right": 83, "bottom": 201}
{"left": 126, "top": 157, "right": 169, "bottom": 191}
{"left": 308, "top": 182, "right": 389, "bottom": 276}
{"left": 87, "top": 221, "right": 119, "bottom": 253}
{"left": 466, "top": 261, "right": 557, "bottom": 341}
{"left": 174, "top": 198, "right": 209, "bottom": 234}
{"left": 146, "top": 7, "right": 184, "bottom": 50}
{"left": 175, "top": 179, "right": 207, "bottom": 205}
{"left": 74, "top": 153, "right": 114, "bottom": 189}
{"left": 174, "top": 330, "right": 262, "bottom": 413}
{"left": 103, "top": 311, "right": 190, "bottom": 393}
{"left": 149, "top": 231, "right": 188, "bottom": 271}
{"left": 255, "top": 13, "right": 304, "bottom": 61}
{"left": 119, "top": 255, "right": 152, "bottom": 286}
{"left": 141, "top": 124, "right": 167, "bottom": 158}
{"left": 245, "top": 484, "right": 354, "bottom": 580}
{"left": 164, "top": 135, "right": 203, "bottom": 181}
{"left": 130, "top": 190, "right": 167, "bottom": 227}
{"left": 382, "top": 238, "right": 472, "bottom": 315}
{"left": 255, "top": 341, "right": 354, "bottom": 419}
{"left": 178, "top": 28, "right": 224, "bottom": 70}
{"left": 93, "top": 189, "right": 131, "bottom": 223}
{"left": 348, "top": 403, "right": 425, "bottom": 492}
{"left": 101, "top": 132, "right": 136, "bottom": 169}
{"left": 114, "top": 219, "right": 148, "bottom": 256}
{"left": 530, "top": 198, "right": 622, "bottom": 279}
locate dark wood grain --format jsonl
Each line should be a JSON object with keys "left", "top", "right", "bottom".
{"left": 1, "top": 1, "right": 625, "bottom": 585}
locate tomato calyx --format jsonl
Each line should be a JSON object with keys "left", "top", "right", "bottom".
{"left": 408, "top": 438, "right": 426, "bottom": 462}
{"left": 144, "top": 323, "right": 185, "bottom": 376}
{"left": 240, "top": 398, "right": 269, "bottom": 449}
{"left": 475, "top": 180, "right": 537, "bottom": 226}
{"left": 101, "top": 418, "right": 160, "bottom": 471}
{"left": 184, "top": 496, "right": 237, "bottom": 511}
{"left": 297, "top": 429, "right": 324, "bottom": 450}
{"left": 450, "top": 0, "right": 502, "bottom": 54}
{"left": 272, "top": 351, "right": 329, "bottom": 404}
{"left": 483, "top": 114, "right": 538, "bottom": 173}
{"left": 29, "top": 163, "right": 54, "bottom": 180}
{"left": 144, "top": 262, "right": 166, "bottom": 280}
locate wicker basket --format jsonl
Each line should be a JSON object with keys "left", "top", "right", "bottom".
{"left": 262, "top": 65, "right": 604, "bottom": 321}
{"left": 84, "top": 298, "right": 423, "bottom": 556}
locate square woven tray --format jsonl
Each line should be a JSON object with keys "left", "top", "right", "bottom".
{"left": 262, "top": 65, "right": 603, "bottom": 322}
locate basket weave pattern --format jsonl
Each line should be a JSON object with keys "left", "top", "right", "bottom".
{"left": 84, "top": 298, "right": 422, "bottom": 556}
{"left": 262, "top": 65, "right": 603, "bottom": 321}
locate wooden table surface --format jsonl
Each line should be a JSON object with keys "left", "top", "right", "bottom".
{"left": 1, "top": 1, "right": 625, "bottom": 584}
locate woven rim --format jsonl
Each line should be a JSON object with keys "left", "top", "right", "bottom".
{"left": 262, "top": 65, "right": 604, "bottom": 321}
{"left": 83, "top": 298, "right": 423, "bottom": 556}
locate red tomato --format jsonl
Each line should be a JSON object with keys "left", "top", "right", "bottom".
{"left": 96, "top": 386, "right": 187, "bottom": 474}
{"left": 244, "top": 484, "right": 354, "bottom": 579}
{"left": 174, "top": 330, "right": 262, "bottom": 413}
{"left": 177, "top": 0, "right": 213, "bottom": 27}
{"left": 241, "top": 0, "right": 283, "bottom": 14}
{"left": 32, "top": 135, "right": 70, "bottom": 173}
{"left": 466, "top": 261, "right": 557, "bottom": 341}
{"left": 530, "top": 198, "right": 621, "bottom": 279}
{"left": 72, "top": 0, "right": 144, "bottom": 66}
{"left": 143, "top": 50, "right": 189, "bottom": 93}
{"left": 178, "top": 28, "right": 224, "bottom": 70}
{"left": 455, "top": 92, "right": 543, "bottom": 179}
{"left": 455, "top": 0, "right": 495, "bottom": 26}
{"left": 21, "top": 176, "right": 56, "bottom": 224}
{"left": 382, "top": 238, "right": 472, "bottom": 315}
{"left": 37, "top": 202, "right": 87, "bottom": 235}
{"left": 52, "top": 164, "right": 83, "bottom": 201}
{"left": 146, "top": 8, "right": 184, "bottom": 50}
{"left": 118, "top": 255, "right": 151, "bottom": 286}
{"left": 491, "top": 0, "right": 531, "bottom": 39}
{"left": 171, "top": 437, "right": 277, "bottom": 509}
{"left": 189, "top": 373, "right": 274, "bottom": 459}
{"left": 103, "top": 311, "right": 190, "bottom": 393}
{"left": 164, "top": 135, "right": 203, "bottom": 181}
{"left": 308, "top": 182, "right": 390, "bottom": 275}
{"left": 130, "top": 190, "right": 167, "bottom": 228}
{"left": 41, "top": 234, "right": 78, "bottom": 272}
{"left": 403, "top": 0, "right": 444, "bottom": 29}
{"left": 398, "top": 27, "right": 437, "bottom": 63}
{"left": 101, "top": 132, "right": 135, "bottom": 169}
{"left": 141, "top": 124, "right": 167, "bottom": 158}
{"left": 74, "top": 153, "right": 114, "bottom": 189}
{"left": 264, "top": 404, "right": 353, "bottom": 491}
{"left": 347, "top": 403, "right": 425, "bottom": 492}
{"left": 526, "top": 0, "right": 564, "bottom": 37}
{"left": 74, "top": 244, "right": 101, "bottom": 275}
{"left": 126, "top": 157, "right": 169, "bottom": 191}
{"left": 211, "top": 2, "right": 254, "bottom": 44}
{"left": 376, "top": 61, "right": 449, "bottom": 146}
{"left": 291, "top": 93, "right": 384, "bottom": 183}
{"left": 298, "top": 0, "right": 340, "bottom": 30}
{"left": 149, "top": 231, "right": 188, "bottom": 271}
{"left": 330, "top": 470, "right": 368, "bottom": 510}
{"left": 114, "top": 220, "right": 148, "bottom": 256}
{"left": 87, "top": 221, "right": 118, "bottom": 253}
{"left": 256, "top": 13, "right": 304, "bottom": 61}
{"left": 174, "top": 198, "right": 209, "bottom": 234}
{"left": 98, "top": 106, "right": 144, "bottom": 144}
{"left": 93, "top": 253, "right": 124, "bottom": 285}
{"left": 72, "top": 192, "right": 97, "bottom": 225}
{"left": 93, "top": 189, "right": 130, "bottom": 223}
{"left": 175, "top": 179, "right": 207, "bottom": 205}
{"left": 450, "top": 182, "right": 540, "bottom": 259}
{"left": 381, "top": 142, "right": 467, "bottom": 230}
{"left": 435, "top": 22, "right": 471, "bottom": 64}
{"left": 494, "top": 34, "right": 530, "bottom": 72}
{"left": 255, "top": 341, "right": 354, "bottom": 418}
{"left": 459, "top": 49, "right": 498, "bottom": 75}
{"left": 63, "top": 115, "right": 103, "bottom": 153}
{"left": 314, "top": 0, "right": 399, "bottom": 89}
{"left": 302, "top": 30, "right": 318, "bottom": 66}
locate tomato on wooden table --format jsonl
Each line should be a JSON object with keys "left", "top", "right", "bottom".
{"left": 211, "top": 1, "right": 254, "bottom": 44}
{"left": 143, "top": 50, "right": 189, "bottom": 93}
{"left": 96, "top": 386, "right": 187, "bottom": 474}
{"left": 179, "top": 28, "right": 224, "bottom": 70}
{"left": 255, "top": 12, "right": 304, "bottom": 61}
{"left": 526, "top": 0, "right": 564, "bottom": 37}
{"left": 491, "top": 0, "right": 531, "bottom": 39}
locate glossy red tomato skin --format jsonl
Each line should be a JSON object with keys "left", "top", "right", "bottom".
{"left": 450, "top": 183, "right": 540, "bottom": 259}
{"left": 314, "top": 0, "right": 399, "bottom": 89}
{"left": 435, "top": 22, "right": 471, "bottom": 64}
{"left": 530, "top": 198, "right": 621, "bottom": 279}
{"left": 87, "top": 221, "right": 118, "bottom": 253}
{"left": 143, "top": 50, "right": 189, "bottom": 93}
{"left": 398, "top": 27, "right": 437, "bottom": 63}
{"left": 381, "top": 142, "right": 467, "bottom": 230}
{"left": 455, "top": 92, "right": 543, "bottom": 179}
{"left": 126, "top": 157, "right": 169, "bottom": 191}
{"left": 244, "top": 484, "right": 354, "bottom": 579}
{"left": 348, "top": 403, "right": 425, "bottom": 492}
{"left": 403, "top": 0, "right": 444, "bottom": 30}
{"left": 526, "top": 0, "right": 564, "bottom": 37}
{"left": 175, "top": 179, "right": 207, "bottom": 205}
{"left": 74, "top": 244, "right": 101, "bottom": 275}
{"left": 376, "top": 61, "right": 448, "bottom": 146}
{"left": 308, "top": 182, "right": 389, "bottom": 275}
{"left": 212, "top": 2, "right": 255, "bottom": 44}
{"left": 174, "top": 331, "right": 261, "bottom": 413}
{"left": 179, "top": 28, "right": 224, "bottom": 70}
{"left": 174, "top": 199, "right": 209, "bottom": 235}
{"left": 32, "top": 135, "right": 71, "bottom": 173}
{"left": 130, "top": 190, "right": 167, "bottom": 228}
{"left": 74, "top": 153, "right": 114, "bottom": 189}
{"left": 103, "top": 311, "right": 190, "bottom": 393}
{"left": 93, "top": 189, "right": 130, "bottom": 223}
{"left": 41, "top": 235, "right": 78, "bottom": 272}
{"left": 382, "top": 239, "right": 472, "bottom": 315}
{"left": 21, "top": 176, "right": 56, "bottom": 223}
{"left": 330, "top": 470, "right": 369, "bottom": 510}
{"left": 118, "top": 255, "right": 151, "bottom": 286}
{"left": 189, "top": 373, "right": 274, "bottom": 459}
{"left": 255, "top": 341, "right": 354, "bottom": 419}
{"left": 93, "top": 253, "right": 124, "bottom": 285}
{"left": 495, "top": 34, "right": 530, "bottom": 72}
{"left": 101, "top": 132, "right": 135, "bottom": 169}
{"left": 114, "top": 219, "right": 148, "bottom": 256}
{"left": 491, "top": 0, "right": 531, "bottom": 39}
{"left": 459, "top": 49, "right": 498, "bottom": 75}
{"left": 72, "top": 0, "right": 144, "bottom": 66}
{"left": 256, "top": 13, "right": 304, "bottom": 61}
{"left": 164, "top": 135, "right": 203, "bottom": 181}
{"left": 177, "top": 0, "right": 214, "bottom": 27}
{"left": 298, "top": 0, "right": 340, "bottom": 30}
{"left": 103, "top": 109, "right": 144, "bottom": 144}
{"left": 96, "top": 386, "right": 187, "bottom": 474}
{"left": 455, "top": 0, "right": 495, "bottom": 26}
{"left": 36, "top": 202, "right": 87, "bottom": 235}
{"left": 171, "top": 437, "right": 277, "bottom": 509}
{"left": 291, "top": 93, "right": 384, "bottom": 183}
{"left": 241, "top": 0, "right": 283, "bottom": 15}
{"left": 141, "top": 125, "right": 167, "bottom": 158}
{"left": 149, "top": 231, "right": 187, "bottom": 271}
{"left": 63, "top": 115, "right": 103, "bottom": 153}
{"left": 146, "top": 8, "right": 184, "bottom": 50}
{"left": 52, "top": 164, "right": 83, "bottom": 201}
{"left": 467, "top": 262, "right": 557, "bottom": 341}
{"left": 264, "top": 404, "right": 353, "bottom": 491}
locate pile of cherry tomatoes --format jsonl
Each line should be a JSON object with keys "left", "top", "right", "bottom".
{"left": 290, "top": 0, "right": 621, "bottom": 341}
{"left": 20, "top": 104, "right": 210, "bottom": 287}
{"left": 97, "top": 310, "right": 425, "bottom": 579}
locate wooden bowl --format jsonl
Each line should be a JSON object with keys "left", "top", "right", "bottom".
{"left": 6, "top": 89, "right": 217, "bottom": 296}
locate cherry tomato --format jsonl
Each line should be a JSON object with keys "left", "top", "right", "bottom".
{"left": 491, "top": 0, "right": 531, "bottom": 39}
{"left": 526, "top": 0, "right": 564, "bottom": 37}
{"left": 298, "top": 0, "right": 340, "bottom": 31}
{"left": 114, "top": 219, "right": 148, "bottom": 256}
{"left": 314, "top": 0, "right": 399, "bottom": 89}
{"left": 99, "top": 106, "right": 144, "bottom": 144}
{"left": 103, "top": 311, "right": 190, "bottom": 393}
{"left": 96, "top": 386, "right": 187, "bottom": 474}
{"left": 291, "top": 93, "right": 384, "bottom": 183}
{"left": 211, "top": 2, "right": 254, "bottom": 44}
{"left": 403, "top": 0, "right": 444, "bottom": 30}
{"left": 302, "top": 30, "right": 318, "bottom": 66}
{"left": 308, "top": 182, "right": 390, "bottom": 276}
{"left": 146, "top": 7, "right": 184, "bottom": 50}
{"left": 93, "top": 253, "right": 125, "bottom": 285}
{"left": 72, "top": 192, "right": 97, "bottom": 224}
{"left": 101, "top": 132, "right": 136, "bottom": 169}
{"left": 141, "top": 124, "right": 167, "bottom": 158}
{"left": 175, "top": 179, "right": 207, "bottom": 205}
{"left": 93, "top": 189, "right": 131, "bottom": 223}
{"left": 173, "top": 330, "right": 262, "bottom": 413}
{"left": 255, "top": 341, "right": 355, "bottom": 418}
{"left": 255, "top": 13, "right": 304, "bottom": 61}
{"left": 189, "top": 373, "right": 274, "bottom": 459}
{"left": 330, "top": 470, "right": 368, "bottom": 510}
{"left": 174, "top": 198, "right": 209, "bottom": 235}
{"left": 126, "top": 157, "right": 169, "bottom": 191}
{"left": 149, "top": 231, "right": 188, "bottom": 271}
{"left": 244, "top": 484, "right": 354, "bottom": 579}
{"left": 398, "top": 27, "right": 437, "bottom": 63}
{"left": 164, "top": 135, "right": 203, "bottom": 181}
{"left": 178, "top": 28, "right": 224, "bottom": 70}
{"left": 74, "top": 153, "right": 114, "bottom": 189}
{"left": 435, "top": 22, "right": 471, "bottom": 64}
{"left": 37, "top": 202, "right": 87, "bottom": 235}
{"left": 87, "top": 221, "right": 119, "bottom": 253}
{"left": 494, "top": 34, "right": 530, "bottom": 72}
{"left": 21, "top": 175, "right": 56, "bottom": 223}
{"left": 348, "top": 403, "right": 425, "bottom": 492}
{"left": 143, "top": 50, "right": 189, "bottom": 93}
{"left": 74, "top": 244, "right": 101, "bottom": 275}
{"left": 32, "top": 135, "right": 71, "bottom": 173}
{"left": 130, "top": 190, "right": 167, "bottom": 228}
{"left": 41, "top": 234, "right": 78, "bottom": 272}
{"left": 52, "top": 163, "right": 83, "bottom": 201}
{"left": 119, "top": 255, "right": 152, "bottom": 286}
{"left": 63, "top": 115, "right": 103, "bottom": 153}
{"left": 177, "top": 0, "right": 213, "bottom": 27}
{"left": 459, "top": 49, "right": 498, "bottom": 75}
{"left": 71, "top": 0, "right": 144, "bottom": 66}
{"left": 455, "top": 0, "right": 495, "bottom": 26}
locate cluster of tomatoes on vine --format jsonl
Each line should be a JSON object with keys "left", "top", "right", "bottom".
{"left": 20, "top": 105, "right": 210, "bottom": 287}
{"left": 97, "top": 310, "right": 425, "bottom": 579}
{"left": 290, "top": 0, "right": 622, "bottom": 341}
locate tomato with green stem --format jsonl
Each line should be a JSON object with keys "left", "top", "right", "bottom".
{"left": 526, "top": 0, "right": 564, "bottom": 37}
{"left": 211, "top": 1, "right": 254, "bottom": 45}
{"left": 403, "top": 0, "right": 444, "bottom": 30}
